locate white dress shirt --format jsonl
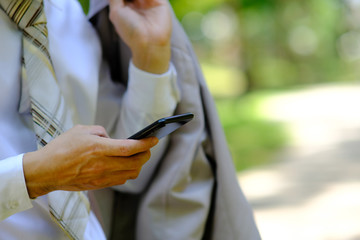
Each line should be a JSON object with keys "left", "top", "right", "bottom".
{"left": 0, "top": 0, "right": 180, "bottom": 239}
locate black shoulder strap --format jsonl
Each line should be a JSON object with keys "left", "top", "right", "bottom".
{"left": 90, "top": 7, "right": 131, "bottom": 86}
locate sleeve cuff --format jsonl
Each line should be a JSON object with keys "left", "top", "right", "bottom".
{"left": 126, "top": 61, "right": 181, "bottom": 116}
{"left": 0, "top": 154, "right": 33, "bottom": 220}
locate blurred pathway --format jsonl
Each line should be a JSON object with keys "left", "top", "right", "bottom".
{"left": 237, "top": 83, "right": 360, "bottom": 240}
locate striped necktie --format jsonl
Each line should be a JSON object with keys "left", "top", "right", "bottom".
{"left": 0, "top": 1, "right": 90, "bottom": 239}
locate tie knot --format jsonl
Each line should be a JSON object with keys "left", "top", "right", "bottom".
{"left": 0, "top": 0, "right": 45, "bottom": 30}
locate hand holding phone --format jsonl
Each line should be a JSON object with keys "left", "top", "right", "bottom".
{"left": 128, "top": 113, "right": 194, "bottom": 140}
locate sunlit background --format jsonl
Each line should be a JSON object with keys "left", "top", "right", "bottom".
{"left": 169, "top": 0, "right": 360, "bottom": 239}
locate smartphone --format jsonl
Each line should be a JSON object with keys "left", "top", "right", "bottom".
{"left": 128, "top": 113, "right": 194, "bottom": 140}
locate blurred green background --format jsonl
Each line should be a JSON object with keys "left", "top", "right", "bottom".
{"left": 169, "top": 0, "right": 359, "bottom": 172}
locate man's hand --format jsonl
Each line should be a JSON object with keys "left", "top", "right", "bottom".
{"left": 108, "top": 0, "right": 172, "bottom": 74}
{"left": 23, "top": 125, "right": 158, "bottom": 199}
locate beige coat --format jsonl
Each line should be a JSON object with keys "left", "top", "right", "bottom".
{"left": 92, "top": 5, "right": 261, "bottom": 240}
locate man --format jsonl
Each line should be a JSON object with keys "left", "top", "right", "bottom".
{"left": 1, "top": 0, "right": 260, "bottom": 239}
{"left": 0, "top": 0, "right": 179, "bottom": 239}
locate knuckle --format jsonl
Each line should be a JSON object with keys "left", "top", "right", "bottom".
{"left": 117, "top": 179, "right": 127, "bottom": 185}
{"left": 139, "top": 150, "right": 151, "bottom": 162}
{"left": 132, "top": 156, "right": 144, "bottom": 168}
{"left": 156, "top": 34, "right": 171, "bottom": 47}
{"left": 93, "top": 125, "right": 106, "bottom": 133}
{"left": 118, "top": 141, "right": 139, "bottom": 156}
{"left": 89, "top": 178, "right": 107, "bottom": 188}
{"left": 117, "top": 145, "right": 131, "bottom": 156}
{"left": 87, "top": 141, "right": 102, "bottom": 154}
{"left": 72, "top": 124, "right": 85, "bottom": 131}
{"left": 91, "top": 125, "right": 108, "bottom": 137}
{"left": 145, "top": 150, "right": 151, "bottom": 159}
{"left": 129, "top": 169, "right": 141, "bottom": 179}
{"left": 128, "top": 160, "right": 140, "bottom": 170}
{"left": 108, "top": 8, "right": 118, "bottom": 23}
{"left": 129, "top": 151, "right": 150, "bottom": 169}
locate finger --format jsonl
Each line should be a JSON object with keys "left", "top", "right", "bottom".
{"left": 72, "top": 125, "right": 110, "bottom": 138}
{"left": 109, "top": 0, "right": 125, "bottom": 8}
{"left": 116, "top": 169, "right": 142, "bottom": 180}
{"left": 99, "top": 137, "right": 158, "bottom": 157}
{"left": 100, "top": 150, "right": 151, "bottom": 171}
{"left": 91, "top": 169, "right": 142, "bottom": 188}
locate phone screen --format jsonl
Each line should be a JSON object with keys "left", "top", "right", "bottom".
{"left": 128, "top": 113, "right": 194, "bottom": 140}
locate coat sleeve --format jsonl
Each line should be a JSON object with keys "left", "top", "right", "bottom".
{"left": 135, "top": 7, "right": 261, "bottom": 240}
{"left": 93, "top": 9, "right": 180, "bottom": 194}
{"left": 93, "top": 4, "right": 260, "bottom": 240}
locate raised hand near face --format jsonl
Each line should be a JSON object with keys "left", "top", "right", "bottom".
{"left": 108, "top": 0, "right": 172, "bottom": 74}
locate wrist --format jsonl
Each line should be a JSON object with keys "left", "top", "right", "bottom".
{"left": 23, "top": 151, "right": 53, "bottom": 198}
{"left": 131, "top": 43, "right": 171, "bottom": 74}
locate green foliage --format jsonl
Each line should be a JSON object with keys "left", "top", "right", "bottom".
{"left": 169, "top": 0, "right": 225, "bottom": 19}
{"left": 171, "top": 0, "right": 352, "bottom": 91}
{"left": 216, "top": 93, "right": 289, "bottom": 171}
{"left": 239, "top": 0, "right": 349, "bottom": 90}
{"left": 77, "top": 0, "right": 89, "bottom": 15}
{"left": 201, "top": 62, "right": 245, "bottom": 97}
{"left": 170, "top": 0, "right": 354, "bottom": 171}
{"left": 237, "top": 0, "right": 275, "bottom": 9}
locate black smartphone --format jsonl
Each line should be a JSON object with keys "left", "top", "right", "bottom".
{"left": 128, "top": 113, "right": 194, "bottom": 140}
